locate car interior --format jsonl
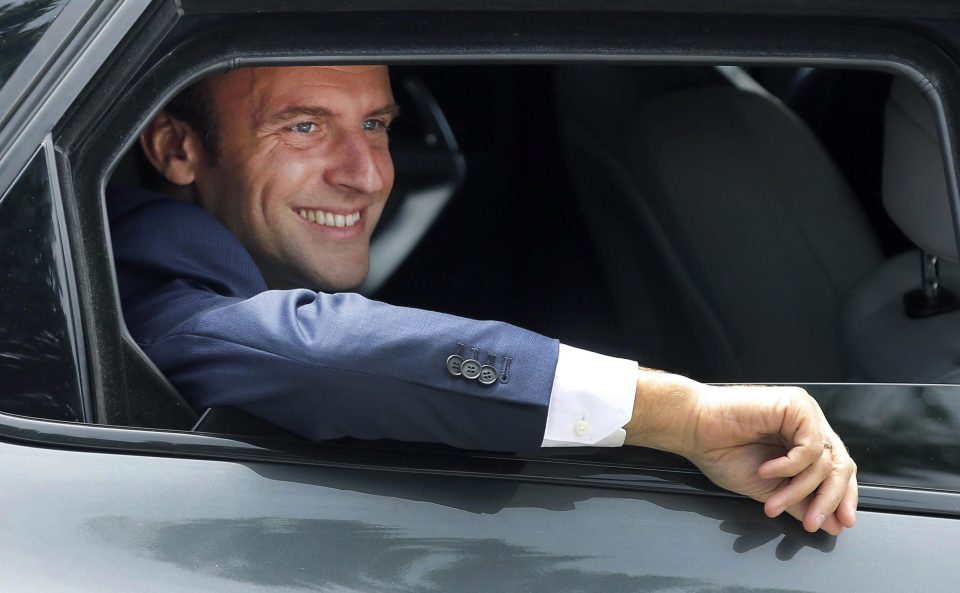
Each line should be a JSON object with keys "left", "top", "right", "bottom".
{"left": 383, "top": 64, "right": 958, "bottom": 387}
{"left": 103, "top": 62, "right": 960, "bottom": 420}
{"left": 106, "top": 62, "right": 958, "bottom": 388}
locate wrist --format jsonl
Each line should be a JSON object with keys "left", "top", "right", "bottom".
{"left": 623, "top": 367, "right": 702, "bottom": 457}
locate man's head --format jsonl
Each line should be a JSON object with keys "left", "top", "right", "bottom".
{"left": 141, "top": 65, "right": 397, "bottom": 291}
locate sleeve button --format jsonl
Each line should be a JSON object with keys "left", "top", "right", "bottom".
{"left": 461, "top": 359, "right": 482, "bottom": 380}
{"left": 478, "top": 365, "right": 499, "bottom": 385}
{"left": 446, "top": 355, "right": 464, "bottom": 376}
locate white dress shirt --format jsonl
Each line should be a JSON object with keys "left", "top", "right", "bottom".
{"left": 541, "top": 344, "right": 638, "bottom": 447}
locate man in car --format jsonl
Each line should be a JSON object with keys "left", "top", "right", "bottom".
{"left": 108, "top": 65, "right": 857, "bottom": 535}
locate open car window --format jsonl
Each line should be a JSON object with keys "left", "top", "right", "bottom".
{"left": 97, "top": 62, "right": 960, "bottom": 491}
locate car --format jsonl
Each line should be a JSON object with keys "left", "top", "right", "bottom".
{"left": 1, "top": 1, "right": 960, "bottom": 591}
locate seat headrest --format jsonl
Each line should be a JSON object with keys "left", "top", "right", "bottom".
{"left": 883, "top": 78, "right": 958, "bottom": 262}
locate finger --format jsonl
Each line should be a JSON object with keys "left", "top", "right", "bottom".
{"left": 778, "top": 433, "right": 857, "bottom": 535}
{"left": 763, "top": 448, "right": 832, "bottom": 518}
{"left": 802, "top": 456, "right": 856, "bottom": 531}
{"left": 784, "top": 498, "right": 845, "bottom": 536}
{"left": 837, "top": 473, "right": 859, "bottom": 528}
{"left": 805, "top": 437, "right": 858, "bottom": 530}
{"left": 758, "top": 388, "right": 831, "bottom": 480}
{"left": 758, "top": 424, "right": 825, "bottom": 481}
{"left": 758, "top": 441, "right": 823, "bottom": 479}
{"left": 820, "top": 513, "right": 845, "bottom": 536}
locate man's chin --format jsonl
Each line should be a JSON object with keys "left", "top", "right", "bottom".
{"left": 259, "top": 255, "right": 369, "bottom": 293}
{"left": 302, "top": 262, "right": 370, "bottom": 293}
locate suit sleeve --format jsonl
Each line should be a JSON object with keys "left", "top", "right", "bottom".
{"left": 131, "top": 286, "right": 558, "bottom": 451}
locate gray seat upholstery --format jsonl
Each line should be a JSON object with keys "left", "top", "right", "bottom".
{"left": 556, "top": 65, "right": 883, "bottom": 382}
{"left": 842, "top": 78, "right": 960, "bottom": 383}
{"left": 842, "top": 251, "right": 960, "bottom": 382}
{"left": 881, "top": 79, "right": 957, "bottom": 261}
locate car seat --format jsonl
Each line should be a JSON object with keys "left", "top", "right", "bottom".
{"left": 555, "top": 65, "right": 883, "bottom": 382}
{"left": 841, "top": 77, "right": 960, "bottom": 383}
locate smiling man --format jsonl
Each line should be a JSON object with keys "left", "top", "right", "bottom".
{"left": 109, "top": 65, "right": 858, "bottom": 535}
{"left": 140, "top": 66, "right": 397, "bottom": 290}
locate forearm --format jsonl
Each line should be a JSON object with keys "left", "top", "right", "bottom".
{"left": 622, "top": 368, "right": 700, "bottom": 456}
{"left": 621, "top": 368, "right": 859, "bottom": 535}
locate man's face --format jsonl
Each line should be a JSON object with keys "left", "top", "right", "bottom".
{"left": 191, "top": 66, "right": 397, "bottom": 291}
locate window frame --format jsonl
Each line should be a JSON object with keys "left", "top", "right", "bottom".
{"left": 0, "top": 0, "right": 72, "bottom": 89}
{"left": 0, "top": 0, "right": 146, "bottom": 200}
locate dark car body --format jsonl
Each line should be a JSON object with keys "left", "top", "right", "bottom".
{"left": 2, "top": 1, "right": 960, "bottom": 591}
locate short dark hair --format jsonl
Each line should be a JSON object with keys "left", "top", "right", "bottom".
{"left": 163, "top": 79, "right": 221, "bottom": 161}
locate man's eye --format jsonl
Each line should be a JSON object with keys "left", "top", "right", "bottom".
{"left": 362, "top": 119, "right": 388, "bottom": 132}
{"left": 291, "top": 122, "right": 317, "bottom": 134}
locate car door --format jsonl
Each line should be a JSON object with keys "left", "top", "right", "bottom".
{"left": 2, "top": 2, "right": 960, "bottom": 592}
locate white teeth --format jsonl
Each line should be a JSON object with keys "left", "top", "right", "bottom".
{"left": 298, "top": 208, "right": 361, "bottom": 228}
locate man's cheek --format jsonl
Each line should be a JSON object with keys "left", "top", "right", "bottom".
{"left": 381, "top": 157, "right": 396, "bottom": 194}
{"left": 257, "top": 152, "right": 315, "bottom": 198}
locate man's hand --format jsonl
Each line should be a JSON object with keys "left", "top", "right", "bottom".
{"left": 623, "top": 370, "right": 858, "bottom": 536}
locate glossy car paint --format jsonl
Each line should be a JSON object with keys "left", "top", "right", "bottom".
{"left": 2, "top": 437, "right": 957, "bottom": 593}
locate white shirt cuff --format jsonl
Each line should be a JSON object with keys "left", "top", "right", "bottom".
{"left": 541, "top": 344, "right": 638, "bottom": 447}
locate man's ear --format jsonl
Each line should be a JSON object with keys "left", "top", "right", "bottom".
{"left": 139, "top": 113, "right": 206, "bottom": 186}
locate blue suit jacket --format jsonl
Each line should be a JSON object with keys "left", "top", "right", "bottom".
{"left": 107, "top": 187, "right": 558, "bottom": 451}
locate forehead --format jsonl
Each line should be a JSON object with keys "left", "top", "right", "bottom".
{"left": 208, "top": 65, "right": 393, "bottom": 117}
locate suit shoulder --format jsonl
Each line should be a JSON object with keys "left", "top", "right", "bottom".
{"left": 107, "top": 186, "right": 266, "bottom": 298}
{"left": 108, "top": 186, "right": 229, "bottom": 243}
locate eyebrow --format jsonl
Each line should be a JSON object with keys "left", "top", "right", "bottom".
{"left": 266, "top": 102, "right": 401, "bottom": 124}
{"left": 369, "top": 102, "right": 401, "bottom": 119}
{"left": 267, "top": 107, "right": 332, "bottom": 123}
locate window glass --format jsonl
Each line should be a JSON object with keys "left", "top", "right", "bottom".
{"left": 0, "top": 147, "right": 84, "bottom": 421}
{"left": 535, "top": 383, "right": 960, "bottom": 494}
{"left": 0, "top": 0, "right": 70, "bottom": 88}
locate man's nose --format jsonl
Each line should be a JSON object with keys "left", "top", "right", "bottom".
{"left": 323, "top": 129, "right": 387, "bottom": 195}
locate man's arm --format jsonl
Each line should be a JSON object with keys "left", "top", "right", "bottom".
{"left": 111, "top": 190, "right": 857, "bottom": 533}
{"left": 137, "top": 287, "right": 559, "bottom": 451}
{"left": 625, "top": 369, "right": 858, "bottom": 535}
{"left": 543, "top": 346, "right": 858, "bottom": 534}
{"left": 139, "top": 284, "right": 857, "bottom": 534}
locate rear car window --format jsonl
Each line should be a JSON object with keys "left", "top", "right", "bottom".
{"left": 0, "top": 146, "right": 85, "bottom": 421}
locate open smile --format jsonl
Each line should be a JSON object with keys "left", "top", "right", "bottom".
{"left": 297, "top": 207, "right": 362, "bottom": 228}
